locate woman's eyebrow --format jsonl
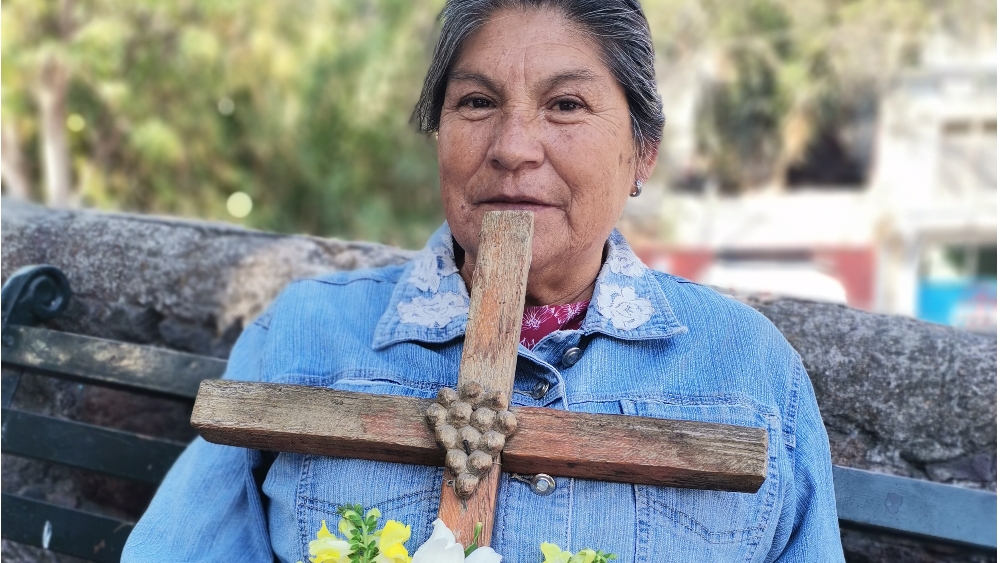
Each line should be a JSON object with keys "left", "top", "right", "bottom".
{"left": 447, "top": 70, "right": 503, "bottom": 95}
{"left": 537, "top": 69, "right": 601, "bottom": 94}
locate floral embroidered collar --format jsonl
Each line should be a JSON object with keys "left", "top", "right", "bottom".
{"left": 371, "top": 223, "right": 687, "bottom": 350}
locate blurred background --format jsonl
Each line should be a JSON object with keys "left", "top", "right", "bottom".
{"left": 2, "top": 0, "right": 996, "bottom": 332}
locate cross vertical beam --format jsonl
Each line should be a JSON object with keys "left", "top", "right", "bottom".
{"left": 438, "top": 210, "right": 533, "bottom": 547}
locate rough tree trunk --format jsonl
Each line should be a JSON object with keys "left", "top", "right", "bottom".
{"left": 36, "top": 54, "right": 73, "bottom": 208}
{"left": 1, "top": 124, "right": 32, "bottom": 200}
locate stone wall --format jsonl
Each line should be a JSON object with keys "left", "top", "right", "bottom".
{"left": 2, "top": 200, "right": 995, "bottom": 563}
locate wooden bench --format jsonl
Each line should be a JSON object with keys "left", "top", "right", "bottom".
{"left": 2, "top": 265, "right": 996, "bottom": 562}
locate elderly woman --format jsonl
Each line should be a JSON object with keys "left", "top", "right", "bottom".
{"left": 123, "top": 1, "right": 843, "bottom": 561}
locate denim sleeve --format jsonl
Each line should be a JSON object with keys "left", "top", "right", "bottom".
{"left": 770, "top": 361, "right": 845, "bottom": 562}
{"left": 121, "top": 319, "right": 274, "bottom": 563}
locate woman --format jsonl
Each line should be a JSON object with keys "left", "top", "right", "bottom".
{"left": 123, "top": 1, "right": 843, "bottom": 561}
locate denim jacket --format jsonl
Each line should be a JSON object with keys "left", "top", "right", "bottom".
{"left": 123, "top": 225, "right": 844, "bottom": 563}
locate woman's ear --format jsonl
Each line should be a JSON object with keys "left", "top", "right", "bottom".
{"left": 636, "top": 142, "right": 659, "bottom": 184}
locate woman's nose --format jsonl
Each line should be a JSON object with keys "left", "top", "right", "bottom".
{"left": 487, "top": 111, "right": 543, "bottom": 172}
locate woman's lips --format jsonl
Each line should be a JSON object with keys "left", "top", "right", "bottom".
{"left": 476, "top": 196, "right": 558, "bottom": 211}
{"left": 478, "top": 200, "right": 555, "bottom": 211}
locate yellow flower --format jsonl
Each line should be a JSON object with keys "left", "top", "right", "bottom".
{"left": 541, "top": 542, "right": 572, "bottom": 563}
{"left": 338, "top": 515, "right": 355, "bottom": 538}
{"left": 308, "top": 520, "right": 351, "bottom": 563}
{"left": 375, "top": 520, "right": 412, "bottom": 563}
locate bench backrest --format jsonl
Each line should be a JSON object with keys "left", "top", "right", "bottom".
{"left": 1, "top": 266, "right": 223, "bottom": 562}
{"left": 1, "top": 265, "right": 995, "bottom": 562}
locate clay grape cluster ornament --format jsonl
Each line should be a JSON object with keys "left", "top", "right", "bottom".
{"left": 426, "top": 381, "right": 518, "bottom": 498}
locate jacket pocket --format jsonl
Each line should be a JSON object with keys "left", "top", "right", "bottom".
{"left": 266, "top": 370, "right": 443, "bottom": 561}
{"left": 621, "top": 399, "right": 782, "bottom": 563}
{"left": 296, "top": 456, "right": 442, "bottom": 549}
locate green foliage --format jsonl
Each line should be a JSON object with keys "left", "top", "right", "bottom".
{"left": 463, "top": 521, "right": 484, "bottom": 557}
{"left": 337, "top": 504, "right": 381, "bottom": 563}
{"left": 2, "top": 0, "right": 445, "bottom": 247}
{"left": 3, "top": 0, "right": 993, "bottom": 231}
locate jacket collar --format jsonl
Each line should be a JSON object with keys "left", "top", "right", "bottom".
{"left": 372, "top": 223, "right": 687, "bottom": 350}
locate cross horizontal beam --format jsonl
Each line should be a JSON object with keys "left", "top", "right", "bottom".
{"left": 192, "top": 379, "right": 768, "bottom": 493}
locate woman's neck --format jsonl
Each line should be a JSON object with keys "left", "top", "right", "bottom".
{"left": 455, "top": 239, "right": 605, "bottom": 306}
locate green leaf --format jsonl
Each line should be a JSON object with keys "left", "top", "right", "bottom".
{"left": 464, "top": 521, "right": 484, "bottom": 556}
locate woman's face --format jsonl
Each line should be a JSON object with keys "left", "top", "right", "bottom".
{"left": 437, "top": 8, "right": 652, "bottom": 291}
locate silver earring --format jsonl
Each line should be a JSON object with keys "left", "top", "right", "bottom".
{"left": 630, "top": 180, "right": 642, "bottom": 197}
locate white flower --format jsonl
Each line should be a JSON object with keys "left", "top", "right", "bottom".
{"left": 466, "top": 547, "right": 503, "bottom": 563}
{"left": 606, "top": 241, "right": 645, "bottom": 277}
{"left": 408, "top": 245, "right": 460, "bottom": 293}
{"left": 522, "top": 306, "right": 553, "bottom": 330}
{"left": 595, "top": 284, "right": 654, "bottom": 330}
{"left": 409, "top": 251, "right": 441, "bottom": 292}
{"left": 398, "top": 292, "right": 468, "bottom": 328}
{"left": 412, "top": 519, "right": 502, "bottom": 563}
{"left": 552, "top": 301, "right": 588, "bottom": 324}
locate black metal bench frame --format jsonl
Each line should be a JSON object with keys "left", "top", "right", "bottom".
{"left": 1, "top": 265, "right": 996, "bottom": 562}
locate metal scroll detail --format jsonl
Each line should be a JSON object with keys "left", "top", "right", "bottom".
{"left": 1, "top": 265, "right": 71, "bottom": 333}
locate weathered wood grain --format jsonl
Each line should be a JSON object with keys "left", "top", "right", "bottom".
{"left": 191, "top": 380, "right": 769, "bottom": 493}
{"left": 438, "top": 210, "right": 533, "bottom": 547}
{"left": 192, "top": 380, "right": 441, "bottom": 465}
{"left": 456, "top": 210, "right": 533, "bottom": 395}
{"left": 438, "top": 464, "right": 502, "bottom": 547}
{"left": 505, "top": 408, "right": 768, "bottom": 493}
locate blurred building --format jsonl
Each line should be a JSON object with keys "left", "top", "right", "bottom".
{"left": 628, "top": 36, "right": 997, "bottom": 333}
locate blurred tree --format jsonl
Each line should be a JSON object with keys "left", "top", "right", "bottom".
{"left": 2, "top": 0, "right": 445, "bottom": 246}
{"left": 3, "top": 0, "right": 994, "bottom": 233}
{"left": 647, "top": 0, "right": 996, "bottom": 193}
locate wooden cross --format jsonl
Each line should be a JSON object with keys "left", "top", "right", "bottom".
{"left": 191, "top": 211, "right": 768, "bottom": 547}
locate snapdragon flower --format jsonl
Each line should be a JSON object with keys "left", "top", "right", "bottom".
{"left": 375, "top": 520, "right": 412, "bottom": 563}
{"left": 307, "top": 520, "right": 352, "bottom": 563}
{"left": 411, "top": 519, "right": 501, "bottom": 563}
{"left": 540, "top": 543, "right": 615, "bottom": 563}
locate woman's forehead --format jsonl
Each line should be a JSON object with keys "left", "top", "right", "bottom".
{"left": 449, "top": 8, "right": 615, "bottom": 93}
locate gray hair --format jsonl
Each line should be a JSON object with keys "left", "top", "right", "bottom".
{"left": 413, "top": 0, "right": 664, "bottom": 161}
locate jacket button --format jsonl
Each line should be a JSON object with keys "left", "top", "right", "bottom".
{"left": 561, "top": 347, "right": 582, "bottom": 367}
{"left": 530, "top": 474, "right": 557, "bottom": 496}
{"left": 532, "top": 380, "right": 550, "bottom": 399}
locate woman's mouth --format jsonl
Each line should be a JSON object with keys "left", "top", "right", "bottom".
{"left": 476, "top": 196, "right": 556, "bottom": 211}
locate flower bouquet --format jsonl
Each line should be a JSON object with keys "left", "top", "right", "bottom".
{"left": 300, "top": 504, "right": 615, "bottom": 563}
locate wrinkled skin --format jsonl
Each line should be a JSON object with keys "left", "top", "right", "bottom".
{"left": 437, "top": 7, "right": 657, "bottom": 306}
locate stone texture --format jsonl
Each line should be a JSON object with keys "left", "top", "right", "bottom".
{"left": 2, "top": 201, "right": 995, "bottom": 563}
{"left": 741, "top": 295, "right": 997, "bottom": 563}
{"left": 744, "top": 296, "right": 997, "bottom": 492}
{"left": 1, "top": 200, "right": 416, "bottom": 357}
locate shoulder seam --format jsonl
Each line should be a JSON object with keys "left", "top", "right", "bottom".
{"left": 648, "top": 270, "right": 696, "bottom": 285}
{"left": 294, "top": 266, "right": 405, "bottom": 287}
{"left": 782, "top": 357, "right": 804, "bottom": 451}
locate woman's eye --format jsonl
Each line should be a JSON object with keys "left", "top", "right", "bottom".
{"left": 555, "top": 100, "right": 581, "bottom": 112}
{"left": 462, "top": 97, "right": 493, "bottom": 109}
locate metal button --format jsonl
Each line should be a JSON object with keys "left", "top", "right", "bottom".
{"left": 531, "top": 380, "right": 550, "bottom": 399}
{"left": 561, "top": 347, "right": 582, "bottom": 367}
{"left": 530, "top": 474, "right": 557, "bottom": 496}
